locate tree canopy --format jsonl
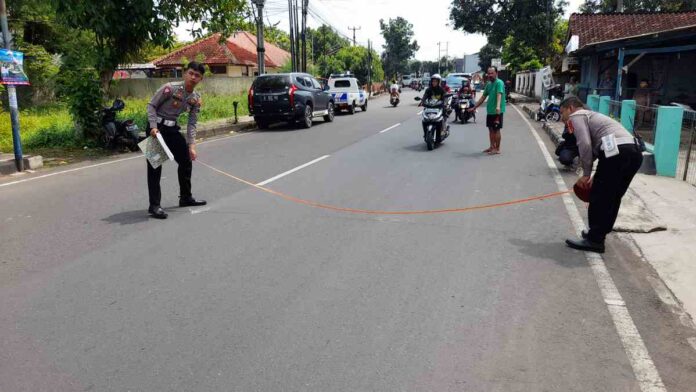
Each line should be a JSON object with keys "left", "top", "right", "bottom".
{"left": 580, "top": 0, "right": 695, "bottom": 12}
{"left": 379, "top": 17, "right": 419, "bottom": 78}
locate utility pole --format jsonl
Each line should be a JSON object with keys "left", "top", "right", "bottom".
{"left": 617, "top": 0, "right": 624, "bottom": 12}
{"left": 301, "top": 0, "right": 308, "bottom": 72}
{"left": 252, "top": 0, "right": 266, "bottom": 75}
{"left": 437, "top": 42, "right": 442, "bottom": 74}
{"left": 0, "top": 0, "right": 22, "bottom": 171}
{"left": 348, "top": 26, "right": 361, "bottom": 46}
{"left": 367, "top": 39, "right": 372, "bottom": 95}
{"left": 288, "top": 0, "right": 296, "bottom": 71}
{"left": 444, "top": 42, "right": 449, "bottom": 73}
{"left": 294, "top": 0, "right": 300, "bottom": 71}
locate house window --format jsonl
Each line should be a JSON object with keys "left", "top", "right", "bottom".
{"left": 210, "top": 66, "right": 226, "bottom": 74}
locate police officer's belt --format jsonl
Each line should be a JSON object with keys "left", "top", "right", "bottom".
{"left": 156, "top": 116, "right": 177, "bottom": 127}
{"left": 615, "top": 136, "right": 637, "bottom": 146}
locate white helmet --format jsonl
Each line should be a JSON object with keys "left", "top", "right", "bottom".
{"left": 431, "top": 74, "right": 442, "bottom": 81}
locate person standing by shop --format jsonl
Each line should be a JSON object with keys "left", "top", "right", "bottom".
{"left": 469, "top": 66, "right": 506, "bottom": 155}
{"left": 561, "top": 97, "right": 643, "bottom": 253}
{"left": 145, "top": 62, "right": 208, "bottom": 219}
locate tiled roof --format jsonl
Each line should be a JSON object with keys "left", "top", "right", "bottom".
{"left": 569, "top": 11, "right": 696, "bottom": 50}
{"left": 226, "top": 31, "right": 290, "bottom": 68}
{"left": 154, "top": 32, "right": 290, "bottom": 68}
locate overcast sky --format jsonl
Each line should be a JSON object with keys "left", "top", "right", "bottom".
{"left": 175, "top": 0, "right": 584, "bottom": 61}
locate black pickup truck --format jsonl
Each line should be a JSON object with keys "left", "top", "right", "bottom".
{"left": 248, "top": 73, "right": 335, "bottom": 129}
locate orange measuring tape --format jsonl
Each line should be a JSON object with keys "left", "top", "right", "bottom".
{"left": 198, "top": 160, "right": 572, "bottom": 216}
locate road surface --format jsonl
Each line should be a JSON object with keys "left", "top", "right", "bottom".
{"left": 1, "top": 90, "right": 695, "bottom": 391}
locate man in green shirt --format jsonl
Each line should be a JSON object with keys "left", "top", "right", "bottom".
{"left": 470, "top": 66, "right": 506, "bottom": 154}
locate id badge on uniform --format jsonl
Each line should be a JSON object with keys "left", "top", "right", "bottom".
{"left": 601, "top": 134, "right": 619, "bottom": 158}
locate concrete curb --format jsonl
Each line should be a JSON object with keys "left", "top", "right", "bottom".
{"left": 0, "top": 155, "right": 44, "bottom": 175}
{"left": 195, "top": 117, "right": 256, "bottom": 140}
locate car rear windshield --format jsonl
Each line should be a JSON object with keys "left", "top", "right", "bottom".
{"left": 333, "top": 80, "right": 351, "bottom": 88}
{"left": 254, "top": 75, "right": 289, "bottom": 90}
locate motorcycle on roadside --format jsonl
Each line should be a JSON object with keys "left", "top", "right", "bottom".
{"left": 100, "top": 99, "right": 142, "bottom": 151}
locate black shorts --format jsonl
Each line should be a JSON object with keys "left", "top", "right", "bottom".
{"left": 486, "top": 114, "right": 504, "bottom": 130}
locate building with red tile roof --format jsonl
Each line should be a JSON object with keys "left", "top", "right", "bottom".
{"left": 154, "top": 32, "right": 290, "bottom": 77}
{"left": 564, "top": 11, "right": 696, "bottom": 105}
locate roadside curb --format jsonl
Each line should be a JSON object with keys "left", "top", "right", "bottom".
{"left": 195, "top": 117, "right": 256, "bottom": 140}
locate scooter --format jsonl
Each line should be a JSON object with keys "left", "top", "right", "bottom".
{"left": 536, "top": 84, "right": 563, "bottom": 122}
{"left": 100, "top": 99, "right": 142, "bottom": 151}
{"left": 390, "top": 90, "right": 400, "bottom": 107}
{"left": 414, "top": 95, "right": 450, "bottom": 151}
{"left": 455, "top": 93, "right": 476, "bottom": 123}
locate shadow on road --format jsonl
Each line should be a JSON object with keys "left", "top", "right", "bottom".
{"left": 102, "top": 209, "right": 152, "bottom": 225}
{"left": 508, "top": 238, "right": 586, "bottom": 268}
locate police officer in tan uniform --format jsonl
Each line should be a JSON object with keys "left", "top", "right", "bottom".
{"left": 146, "top": 62, "right": 207, "bottom": 219}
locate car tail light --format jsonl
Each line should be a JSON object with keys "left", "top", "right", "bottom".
{"left": 248, "top": 86, "right": 254, "bottom": 111}
{"left": 289, "top": 84, "right": 298, "bottom": 108}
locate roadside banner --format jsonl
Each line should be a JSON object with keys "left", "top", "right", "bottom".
{"left": 0, "top": 49, "right": 30, "bottom": 86}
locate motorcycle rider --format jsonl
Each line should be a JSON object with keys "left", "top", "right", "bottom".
{"left": 390, "top": 79, "right": 400, "bottom": 99}
{"left": 422, "top": 74, "right": 446, "bottom": 102}
{"left": 458, "top": 83, "right": 476, "bottom": 107}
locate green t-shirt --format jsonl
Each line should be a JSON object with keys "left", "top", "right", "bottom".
{"left": 483, "top": 79, "right": 506, "bottom": 114}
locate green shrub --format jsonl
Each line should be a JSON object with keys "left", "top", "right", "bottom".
{"left": 0, "top": 94, "right": 250, "bottom": 152}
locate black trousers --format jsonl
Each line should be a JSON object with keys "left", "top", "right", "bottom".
{"left": 587, "top": 144, "right": 643, "bottom": 243}
{"left": 147, "top": 124, "right": 192, "bottom": 207}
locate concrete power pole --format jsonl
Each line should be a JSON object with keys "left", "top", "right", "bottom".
{"left": 348, "top": 26, "right": 361, "bottom": 46}
{"left": 252, "top": 0, "right": 266, "bottom": 75}
{"left": 287, "top": 0, "right": 296, "bottom": 71}
{"left": 0, "top": 0, "right": 23, "bottom": 171}
{"left": 367, "top": 40, "right": 372, "bottom": 95}
{"left": 437, "top": 42, "right": 442, "bottom": 74}
{"left": 301, "top": 0, "right": 308, "bottom": 72}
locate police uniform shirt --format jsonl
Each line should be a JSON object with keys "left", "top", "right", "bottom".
{"left": 568, "top": 109, "right": 633, "bottom": 177}
{"left": 146, "top": 81, "right": 202, "bottom": 145}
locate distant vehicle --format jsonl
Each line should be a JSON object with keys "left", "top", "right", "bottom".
{"left": 401, "top": 74, "right": 413, "bottom": 88}
{"left": 445, "top": 73, "right": 469, "bottom": 91}
{"left": 248, "top": 72, "right": 335, "bottom": 129}
{"left": 327, "top": 76, "right": 368, "bottom": 114}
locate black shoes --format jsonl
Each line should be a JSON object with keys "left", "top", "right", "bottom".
{"left": 179, "top": 197, "right": 207, "bottom": 207}
{"left": 581, "top": 230, "right": 589, "bottom": 239}
{"left": 565, "top": 238, "right": 605, "bottom": 253}
{"left": 148, "top": 205, "right": 168, "bottom": 219}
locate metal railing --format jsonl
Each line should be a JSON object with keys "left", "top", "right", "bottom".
{"left": 608, "top": 100, "right": 622, "bottom": 120}
{"left": 676, "top": 109, "right": 696, "bottom": 186}
{"left": 633, "top": 104, "right": 659, "bottom": 145}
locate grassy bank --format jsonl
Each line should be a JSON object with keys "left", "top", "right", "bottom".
{"left": 0, "top": 94, "right": 249, "bottom": 152}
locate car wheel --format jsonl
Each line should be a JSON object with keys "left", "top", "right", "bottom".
{"left": 324, "top": 102, "right": 335, "bottom": 122}
{"left": 254, "top": 117, "right": 269, "bottom": 129}
{"left": 349, "top": 102, "right": 356, "bottom": 115}
{"left": 300, "top": 104, "right": 313, "bottom": 129}
{"left": 361, "top": 100, "right": 368, "bottom": 112}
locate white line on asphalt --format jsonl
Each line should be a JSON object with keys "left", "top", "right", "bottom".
{"left": 512, "top": 104, "right": 667, "bottom": 392}
{"left": 0, "top": 132, "right": 253, "bottom": 189}
{"left": 688, "top": 337, "right": 696, "bottom": 353}
{"left": 255, "top": 155, "right": 330, "bottom": 186}
{"left": 190, "top": 207, "right": 211, "bottom": 214}
{"left": 379, "top": 123, "right": 401, "bottom": 133}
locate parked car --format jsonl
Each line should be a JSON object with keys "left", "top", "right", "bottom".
{"left": 248, "top": 73, "right": 335, "bottom": 129}
{"left": 401, "top": 74, "right": 413, "bottom": 88}
{"left": 328, "top": 76, "right": 368, "bottom": 114}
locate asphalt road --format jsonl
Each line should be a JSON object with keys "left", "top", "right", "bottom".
{"left": 1, "top": 90, "right": 695, "bottom": 391}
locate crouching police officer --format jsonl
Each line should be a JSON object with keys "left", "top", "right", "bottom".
{"left": 561, "top": 97, "right": 643, "bottom": 253}
{"left": 145, "top": 62, "right": 207, "bottom": 219}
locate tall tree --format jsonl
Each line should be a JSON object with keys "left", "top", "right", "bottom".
{"left": 477, "top": 43, "right": 501, "bottom": 72}
{"left": 55, "top": 0, "right": 250, "bottom": 93}
{"left": 580, "top": 0, "right": 695, "bottom": 12}
{"left": 379, "top": 17, "right": 419, "bottom": 78}
{"left": 450, "top": 0, "right": 566, "bottom": 61}
{"left": 307, "top": 25, "right": 351, "bottom": 63}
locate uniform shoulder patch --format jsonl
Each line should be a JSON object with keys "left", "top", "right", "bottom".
{"left": 162, "top": 84, "right": 173, "bottom": 96}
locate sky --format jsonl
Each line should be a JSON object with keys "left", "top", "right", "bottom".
{"left": 175, "top": 0, "right": 585, "bottom": 61}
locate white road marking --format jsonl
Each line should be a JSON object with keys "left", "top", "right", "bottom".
{"left": 255, "top": 155, "right": 330, "bottom": 186}
{"left": 379, "top": 123, "right": 401, "bottom": 134}
{"left": 512, "top": 104, "right": 667, "bottom": 392}
{"left": 0, "top": 132, "right": 253, "bottom": 189}
{"left": 688, "top": 337, "right": 696, "bottom": 353}
{"left": 190, "top": 207, "right": 211, "bottom": 214}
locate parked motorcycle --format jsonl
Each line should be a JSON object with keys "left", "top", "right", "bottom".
{"left": 415, "top": 95, "right": 450, "bottom": 151}
{"left": 537, "top": 96, "right": 561, "bottom": 122}
{"left": 100, "top": 99, "right": 141, "bottom": 151}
